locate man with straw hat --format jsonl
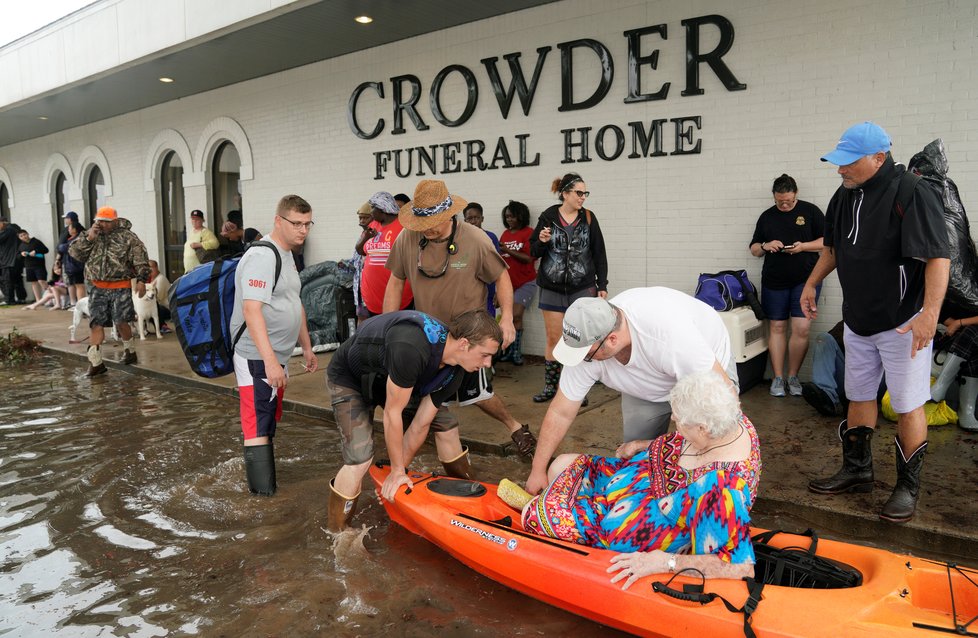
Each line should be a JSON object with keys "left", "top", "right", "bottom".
{"left": 384, "top": 180, "right": 537, "bottom": 474}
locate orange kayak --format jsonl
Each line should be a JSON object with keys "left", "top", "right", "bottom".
{"left": 369, "top": 463, "right": 978, "bottom": 638}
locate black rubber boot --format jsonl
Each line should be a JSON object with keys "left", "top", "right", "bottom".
{"left": 879, "top": 438, "right": 927, "bottom": 523}
{"left": 533, "top": 360, "right": 562, "bottom": 403}
{"left": 808, "top": 420, "right": 874, "bottom": 494}
{"left": 244, "top": 443, "right": 276, "bottom": 496}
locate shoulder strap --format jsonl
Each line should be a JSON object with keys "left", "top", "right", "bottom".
{"left": 584, "top": 208, "right": 592, "bottom": 225}
{"left": 894, "top": 169, "right": 923, "bottom": 219}
{"left": 230, "top": 240, "right": 285, "bottom": 350}
{"left": 249, "top": 240, "right": 283, "bottom": 291}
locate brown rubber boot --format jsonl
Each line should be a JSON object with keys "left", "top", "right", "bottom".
{"left": 441, "top": 446, "right": 475, "bottom": 480}
{"left": 327, "top": 478, "right": 360, "bottom": 532}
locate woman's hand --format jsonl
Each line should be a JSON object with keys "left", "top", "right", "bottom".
{"left": 615, "top": 439, "right": 649, "bottom": 459}
{"left": 608, "top": 550, "right": 671, "bottom": 590}
{"left": 538, "top": 227, "right": 552, "bottom": 243}
{"left": 598, "top": 290, "right": 608, "bottom": 299}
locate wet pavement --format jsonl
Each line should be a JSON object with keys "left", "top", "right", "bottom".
{"left": 2, "top": 305, "right": 976, "bottom": 564}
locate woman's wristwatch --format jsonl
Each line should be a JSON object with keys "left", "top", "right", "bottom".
{"left": 667, "top": 555, "right": 677, "bottom": 573}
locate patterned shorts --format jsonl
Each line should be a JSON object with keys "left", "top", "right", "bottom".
{"left": 522, "top": 454, "right": 587, "bottom": 544}
{"left": 88, "top": 287, "right": 135, "bottom": 327}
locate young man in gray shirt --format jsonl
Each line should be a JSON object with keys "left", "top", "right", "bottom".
{"left": 230, "top": 195, "right": 317, "bottom": 495}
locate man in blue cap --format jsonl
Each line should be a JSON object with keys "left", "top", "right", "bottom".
{"left": 800, "top": 122, "right": 949, "bottom": 523}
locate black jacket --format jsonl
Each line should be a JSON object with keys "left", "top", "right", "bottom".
{"left": 0, "top": 223, "right": 23, "bottom": 268}
{"left": 824, "top": 157, "right": 949, "bottom": 336}
{"left": 530, "top": 205, "right": 608, "bottom": 294}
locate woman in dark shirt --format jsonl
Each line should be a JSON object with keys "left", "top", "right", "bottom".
{"left": 748, "top": 174, "right": 825, "bottom": 399}
{"left": 530, "top": 173, "right": 608, "bottom": 402}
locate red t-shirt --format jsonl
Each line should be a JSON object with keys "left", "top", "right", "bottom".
{"left": 499, "top": 226, "right": 536, "bottom": 290}
{"left": 361, "top": 219, "right": 412, "bottom": 313}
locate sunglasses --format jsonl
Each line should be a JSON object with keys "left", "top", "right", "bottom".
{"left": 583, "top": 333, "right": 609, "bottom": 363}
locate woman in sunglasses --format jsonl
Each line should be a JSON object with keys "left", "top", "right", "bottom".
{"left": 530, "top": 172, "right": 609, "bottom": 403}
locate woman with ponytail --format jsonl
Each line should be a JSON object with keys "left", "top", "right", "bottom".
{"left": 529, "top": 173, "right": 608, "bottom": 402}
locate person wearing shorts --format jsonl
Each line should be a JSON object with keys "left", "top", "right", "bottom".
{"left": 325, "top": 309, "right": 501, "bottom": 531}
{"left": 801, "top": 122, "right": 950, "bottom": 523}
{"left": 68, "top": 207, "right": 151, "bottom": 376}
{"left": 229, "top": 195, "right": 317, "bottom": 497}
{"left": 17, "top": 229, "right": 50, "bottom": 307}
{"left": 749, "top": 174, "right": 825, "bottom": 398}
{"left": 385, "top": 179, "right": 536, "bottom": 461}
{"left": 530, "top": 172, "right": 608, "bottom": 403}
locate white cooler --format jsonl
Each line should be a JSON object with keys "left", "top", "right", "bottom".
{"left": 717, "top": 307, "right": 768, "bottom": 392}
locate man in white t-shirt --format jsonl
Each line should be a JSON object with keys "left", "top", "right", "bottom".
{"left": 526, "top": 287, "right": 739, "bottom": 494}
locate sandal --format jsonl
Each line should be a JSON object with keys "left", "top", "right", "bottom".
{"left": 510, "top": 424, "right": 537, "bottom": 457}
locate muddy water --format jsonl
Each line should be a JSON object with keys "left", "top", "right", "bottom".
{"left": 0, "top": 357, "right": 628, "bottom": 637}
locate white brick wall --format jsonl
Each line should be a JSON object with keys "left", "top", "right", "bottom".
{"left": 1, "top": 0, "right": 976, "bottom": 367}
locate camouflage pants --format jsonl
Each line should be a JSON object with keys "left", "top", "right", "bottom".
{"left": 327, "top": 380, "right": 458, "bottom": 465}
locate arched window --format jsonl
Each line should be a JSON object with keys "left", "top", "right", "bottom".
{"left": 211, "top": 141, "right": 242, "bottom": 229}
{"left": 0, "top": 182, "right": 9, "bottom": 220}
{"left": 160, "top": 151, "right": 186, "bottom": 281}
{"left": 85, "top": 166, "right": 106, "bottom": 224}
{"left": 54, "top": 172, "right": 69, "bottom": 219}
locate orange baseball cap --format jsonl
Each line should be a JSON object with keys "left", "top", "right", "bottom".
{"left": 95, "top": 206, "right": 117, "bottom": 221}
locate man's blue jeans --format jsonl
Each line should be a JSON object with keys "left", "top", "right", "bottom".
{"left": 812, "top": 331, "right": 845, "bottom": 405}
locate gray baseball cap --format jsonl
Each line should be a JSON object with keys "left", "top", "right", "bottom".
{"left": 553, "top": 296, "right": 616, "bottom": 366}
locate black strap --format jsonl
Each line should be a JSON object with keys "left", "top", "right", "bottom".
{"left": 231, "top": 240, "right": 283, "bottom": 350}
{"left": 894, "top": 169, "right": 923, "bottom": 219}
{"left": 652, "top": 570, "right": 764, "bottom": 638}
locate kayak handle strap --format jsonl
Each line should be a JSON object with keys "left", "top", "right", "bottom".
{"left": 652, "top": 571, "right": 763, "bottom": 638}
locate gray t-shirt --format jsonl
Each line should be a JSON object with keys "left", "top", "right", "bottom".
{"left": 230, "top": 239, "right": 302, "bottom": 365}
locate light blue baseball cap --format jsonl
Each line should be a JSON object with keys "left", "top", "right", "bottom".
{"left": 821, "top": 122, "right": 891, "bottom": 166}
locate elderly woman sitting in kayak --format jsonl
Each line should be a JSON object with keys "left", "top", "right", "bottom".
{"left": 507, "top": 369, "right": 761, "bottom": 589}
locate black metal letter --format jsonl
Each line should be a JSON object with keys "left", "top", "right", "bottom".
{"left": 671, "top": 116, "right": 702, "bottom": 155}
{"left": 595, "top": 125, "right": 625, "bottom": 161}
{"left": 557, "top": 39, "right": 614, "bottom": 112}
{"left": 348, "top": 81, "right": 385, "bottom": 140}
{"left": 481, "top": 47, "right": 551, "bottom": 118}
{"left": 442, "top": 143, "right": 462, "bottom": 174}
{"left": 374, "top": 151, "right": 391, "bottom": 179}
{"left": 561, "top": 127, "right": 592, "bottom": 163}
{"left": 627, "top": 120, "right": 667, "bottom": 158}
{"left": 624, "top": 25, "right": 669, "bottom": 103}
{"left": 430, "top": 65, "right": 479, "bottom": 127}
{"left": 390, "top": 75, "right": 429, "bottom": 135}
{"left": 515, "top": 134, "right": 540, "bottom": 167}
{"left": 681, "top": 15, "right": 746, "bottom": 97}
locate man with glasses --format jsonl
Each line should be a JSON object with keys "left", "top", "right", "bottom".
{"left": 384, "top": 179, "right": 538, "bottom": 467}
{"left": 801, "top": 122, "right": 949, "bottom": 523}
{"left": 229, "top": 194, "right": 318, "bottom": 496}
{"left": 525, "top": 288, "right": 738, "bottom": 495}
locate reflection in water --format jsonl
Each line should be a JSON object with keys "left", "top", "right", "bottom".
{"left": 0, "top": 357, "right": 623, "bottom": 636}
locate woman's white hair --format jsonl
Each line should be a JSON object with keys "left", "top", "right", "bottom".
{"left": 668, "top": 370, "right": 741, "bottom": 439}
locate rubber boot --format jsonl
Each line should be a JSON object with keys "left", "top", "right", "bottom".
{"left": 533, "top": 360, "right": 562, "bottom": 403}
{"left": 244, "top": 443, "right": 276, "bottom": 496}
{"left": 327, "top": 478, "right": 360, "bottom": 531}
{"left": 808, "top": 420, "right": 875, "bottom": 494}
{"left": 85, "top": 345, "right": 107, "bottom": 377}
{"left": 441, "top": 446, "right": 474, "bottom": 480}
{"left": 497, "top": 340, "right": 514, "bottom": 363}
{"left": 511, "top": 329, "right": 524, "bottom": 366}
{"left": 957, "top": 376, "right": 978, "bottom": 432}
{"left": 879, "top": 438, "right": 928, "bottom": 523}
{"left": 931, "top": 353, "right": 965, "bottom": 402}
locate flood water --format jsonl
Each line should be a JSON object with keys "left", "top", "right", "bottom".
{"left": 0, "top": 356, "right": 629, "bottom": 637}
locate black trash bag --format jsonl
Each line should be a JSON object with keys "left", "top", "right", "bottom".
{"left": 907, "top": 139, "right": 978, "bottom": 318}
{"left": 298, "top": 260, "right": 354, "bottom": 347}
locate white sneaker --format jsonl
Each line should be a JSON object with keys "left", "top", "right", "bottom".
{"left": 770, "top": 377, "right": 786, "bottom": 397}
{"left": 787, "top": 376, "right": 803, "bottom": 396}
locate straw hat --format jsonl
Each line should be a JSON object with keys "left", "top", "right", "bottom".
{"left": 398, "top": 180, "right": 467, "bottom": 231}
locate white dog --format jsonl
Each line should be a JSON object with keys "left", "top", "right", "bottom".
{"left": 132, "top": 283, "right": 162, "bottom": 340}
{"left": 70, "top": 297, "right": 119, "bottom": 343}
{"left": 69, "top": 297, "right": 136, "bottom": 343}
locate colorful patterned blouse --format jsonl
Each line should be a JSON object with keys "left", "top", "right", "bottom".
{"left": 522, "top": 415, "right": 761, "bottom": 563}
